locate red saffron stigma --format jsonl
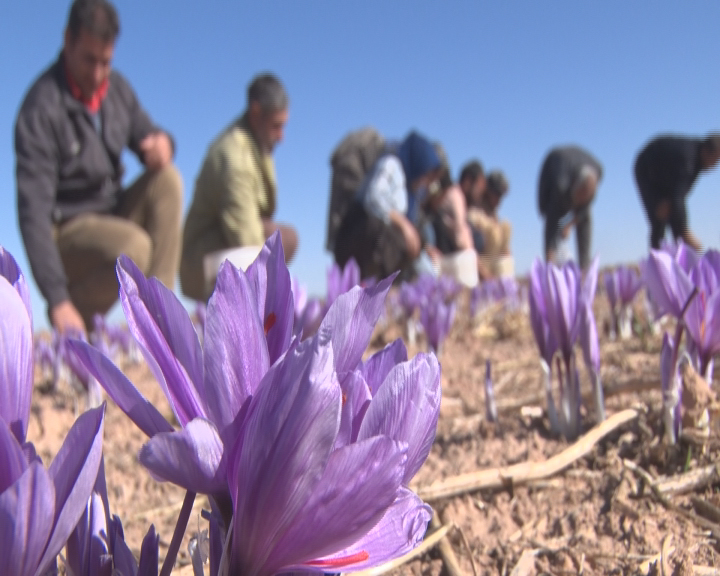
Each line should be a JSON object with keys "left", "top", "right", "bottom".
{"left": 342, "top": 392, "right": 347, "bottom": 406}
{"left": 307, "top": 551, "right": 369, "bottom": 568}
{"left": 264, "top": 312, "right": 277, "bottom": 335}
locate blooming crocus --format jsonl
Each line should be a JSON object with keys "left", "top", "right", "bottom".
{"left": 529, "top": 257, "right": 602, "bottom": 438}
{"left": 604, "top": 266, "right": 643, "bottom": 339}
{"left": 71, "top": 233, "right": 439, "bottom": 572}
{"left": 0, "top": 246, "right": 105, "bottom": 575}
{"left": 419, "top": 296, "right": 456, "bottom": 354}
{"left": 644, "top": 248, "right": 720, "bottom": 380}
{"left": 66, "top": 455, "right": 159, "bottom": 576}
{"left": 327, "top": 257, "right": 361, "bottom": 308}
{"left": 291, "top": 276, "right": 324, "bottom": 339}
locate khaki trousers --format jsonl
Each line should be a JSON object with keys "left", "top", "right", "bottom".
{"left": 56, "top": 165, "right": 183, "bottom": 329}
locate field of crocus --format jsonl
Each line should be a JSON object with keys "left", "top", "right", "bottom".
{"left": 13, "top": 238, "right": 720, "bottom": 575}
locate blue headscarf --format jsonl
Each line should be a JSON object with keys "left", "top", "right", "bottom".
{"left": 395, "top": 131, "right": 441, "bottom": 186}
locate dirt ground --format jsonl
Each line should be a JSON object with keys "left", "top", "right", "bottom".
{"left": 29, "top": 291, "right": 720, "bottom": 575}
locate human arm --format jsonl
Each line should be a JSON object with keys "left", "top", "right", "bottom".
{"left": 447, "top": 187, "right": 474, "bottom": 250}
{"left": 50, "top": 301, "right": 86, "bottom": 334}
{"left": 15, "top": 105, "right": 74, "bottom": 314}
{"left": 667, "top": 195, "right": 702, "bottom": 251}
{"left": 388, "top": 210, "right": 421, "bottom": 259}
{"left": 120, "top": 73, "right": 175, "bottom": 169}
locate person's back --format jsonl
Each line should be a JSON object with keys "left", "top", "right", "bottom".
{"left": 634, "top": 133, "right": 720, "bottom": 250}
{"left": 326, "top": 127, "right": 387, "bottom": 252}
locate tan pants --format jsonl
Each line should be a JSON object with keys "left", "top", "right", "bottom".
{"left": 180, "top": 219, "right": 298, "bottom": 302}
{"left": 56, "top": 165, "right": 183, "bottom": 329}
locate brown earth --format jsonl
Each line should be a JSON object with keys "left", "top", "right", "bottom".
{"left": 30, "top": 292, "right": 720, "bottom": 575}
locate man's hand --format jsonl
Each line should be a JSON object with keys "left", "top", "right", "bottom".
{"left": 560, "top": 219, "right": 574, "bottom": 239}
{"left": 681, "top": 229, "right": 703, "bottom": 252}
{"left": 140, "top": 132, "right": 173, "bottom": 170}
{"left": 51, "top": 300, "right": 86, "bottom": 334}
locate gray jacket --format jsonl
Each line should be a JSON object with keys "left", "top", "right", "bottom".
{"left": 15, "top": 55, "right": 168, "bottom": 308}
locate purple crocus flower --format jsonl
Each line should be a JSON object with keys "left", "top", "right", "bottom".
{"left": 66, "top": 456, "right": 159, "bottom": 576}
{"left": 529, "top": 257, "right": 602, "bottom": 438}
{"left": 0, "top": 246, "right": 106, "bottom": 575}
{"left": 327, "top": 257, "right": 361, "bottom": 308}
{"left": 644, "top": 248, "right": 720, "bottom": 380}
{"left": 419, "top": 296, "right": 456, "bottom": 354}
{"left": 291, "top": 276, "right": 324, "bottom": 339}
{"left": 604, "top": 266, "right": 643, "bottom": 340}
{"left": 71, "top": 233, "right": 438, "bottom": 572}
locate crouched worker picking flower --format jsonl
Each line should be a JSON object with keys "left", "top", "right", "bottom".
{"left": 72, "top": 232, "right": 440, "bottom": 575}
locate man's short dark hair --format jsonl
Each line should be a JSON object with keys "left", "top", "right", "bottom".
{"left": 248, "top": 73, "right": 288, "bottom": 114}
{"left": 486, "top": 170, "right": 509, "bottom": 197}
{"left": 459, "top": 160, "right": 484, "bottom": 185}
{"left": 702, "top": 133, "right": 720, "bottom": 154}
{"left": 67, "top": 0, "right": 120, "bottom": 43}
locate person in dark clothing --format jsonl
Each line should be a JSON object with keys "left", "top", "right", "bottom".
{"left": 634, "top": 134, "right": 720, "bottom": 250}
{"left": 537, "top": 146, "right": 602, "bottom": 270}
{"left": 15, "top": 0, "right": 183, "bottom": 333}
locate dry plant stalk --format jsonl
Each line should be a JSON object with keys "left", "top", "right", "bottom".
{"left": 415, "top": 409, "right": 638, "bottom": 502}
{"left": 430, "top": 514, "right": 463, "bottom": 576}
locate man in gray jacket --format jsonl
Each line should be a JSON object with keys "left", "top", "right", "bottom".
{"left": 15, "top": 0, "right": 183, "bottom": 332}
{"left": 538, "top": 145, "right": 602, "bottom": 270}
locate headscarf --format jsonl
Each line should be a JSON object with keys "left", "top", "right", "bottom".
{"left": 395, "top": 131, "right": 441, "bottom": 185}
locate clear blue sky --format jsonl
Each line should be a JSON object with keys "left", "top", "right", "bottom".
{"left": 2, "top": 2, "right": 720, "bottom": 329}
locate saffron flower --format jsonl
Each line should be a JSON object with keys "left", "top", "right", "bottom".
{"left": 66, "top": 456, "right": 159, "bottom": 576}
{"left": 0, "top": 246, "right": 105, "bottom": 576}
{"left": 419, "top": 295, "right": 456, "bottom": 354}
{"left": 644, "top": 247, "right": 720, "bottom": 380}
{"left": 326, "top": 257, "right": 361, "bottom": 308}
{"left": 603, "top": 266, "right": 643, "bottom": 339}
{"left": 528, "top": 257, "right": 602, "bottom": 438}
{"left": 72, "top": 233, "right": 439, "bottom": 573}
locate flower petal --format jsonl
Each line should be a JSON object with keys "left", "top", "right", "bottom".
{"left": 230, "top": 335, "right": 341, "bottom": 575}
{"left": 321, "top": 276, "right": 394, "bottom": 375}
{"left": 268, "top": 436, "right": 407, "bottom": 573}
{"left": 67, "top": 339, "right": 173, "bottom": 438}
{"left": 118, "top": 255, "right": 206, "bottom": 425}
{"left": 0, "top": 247, "right": 32, "bottom": 327}
{"left": 0, "top": 461, "right": 54, "bottom": 576}
{"left": 0, "top": 276, "right": 33, "bottom": 443}
{"left": 139, "top": 418, "right": 227, "bottom": 495}
{"left": 40, "top": 405, "right": 105, "bottom": 573}
{"left": 358, "top": 353, "right": 441, "bottom": 484}
{"left": 335, "top": 370, "right": 371, "bottom": 448}
{"left": 360, "top": 339, "right": 408, "bottom": 396}
{"left": 643, "top": 251, "right": 694, "bottom": 318}
{"left": 203, "top": 262, "right": 269, "bottom": 431}
{"left": 311, "top": 487, "right": 431, "bottom": 571}
{"left": 245, "top": 232, "right": 294, "bottom": 365}
{"left": 0, "top": 419, "right": 27, "bottom": 494}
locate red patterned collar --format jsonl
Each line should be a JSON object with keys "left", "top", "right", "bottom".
{"left": 64, "top": 60, "right": 109, "bottom": 113}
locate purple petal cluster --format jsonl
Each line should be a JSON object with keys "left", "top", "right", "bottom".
{"left": 643, "top": 247, "right": 720, "bottom": 380}
{"left": 0, "top": 247, "right": 106, "bottom": 576}
{"left": 528, "top": 257, "right": 603, "bottom": 437}
{"left": 603, "top": 266, "right": 643, "bottom": 339}
{"left": 73, "top": 232, "right": 439, "bottom": 574}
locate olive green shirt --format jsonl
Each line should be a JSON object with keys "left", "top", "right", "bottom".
{"left": 180, "top": 115, "right": 276, "bottom": 299}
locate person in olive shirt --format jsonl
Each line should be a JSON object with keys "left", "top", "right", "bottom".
{"left": 537, "top": 145, "right": 602, "bottom": 270}
{"left": 180, "top": 73, "right": 298, "bottom": 301}
{"left": 634, "top": 133, "right": 720, "bottom": 250}
{"left": 15, "top": 0, "right": 183, "bottom": 333}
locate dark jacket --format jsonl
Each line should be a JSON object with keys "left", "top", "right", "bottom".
{"left": 538, "top": 146, "right": 603, "bottom": 217}
{"left": 634, "top": 136, "right": 703, "bottom": 234}
{"left": 15, "top": 55, "right": 167, "bottom": 308}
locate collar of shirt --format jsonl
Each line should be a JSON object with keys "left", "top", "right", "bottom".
{"left": 63, "top": 60, "right": 109, "bottom": 114}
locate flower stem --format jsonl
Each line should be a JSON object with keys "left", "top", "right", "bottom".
{"left": 160, "top": 490, "right": 197, "bottom": 576}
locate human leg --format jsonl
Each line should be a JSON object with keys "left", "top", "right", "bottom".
{"left": 118, "top": 165, "right": 183, "bottom": 289}
{"left": 56, "top": 213, "right": 151, "bottom": 329}
{"left": 575, "top": 210, "right": 592, "bottom": 270}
